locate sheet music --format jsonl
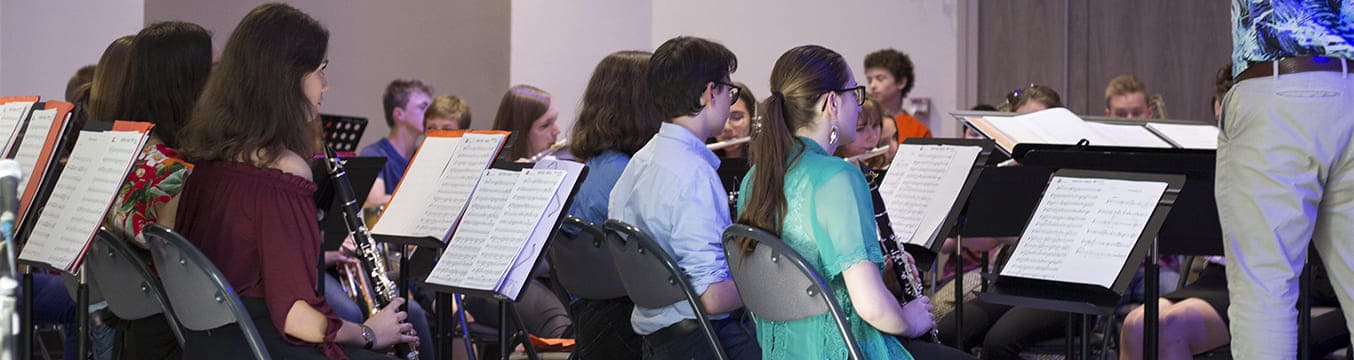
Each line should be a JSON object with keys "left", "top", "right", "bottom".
{"left": 1000, "top": 176, "right": 1167, "bottom": 288}
{"left": 879, "top": 145, "right": 982, "bottom": 247}
{"left": 979, "top": 108, "right": 1170, "bottom": 150}
{"left": 1087, "top": 123, "right": 1172, "bottom": 148}
{"left": 19, "top": 130, "right": 146, "bottom": 272}
{"left": 463, "top": 169, "right": 565, "bottom": 292}
{"left": 424, "top": 133, "right": 505, "bottom": 239}
{"left": 497, "top": 160, "right": 584, "bottom": 299}
{"left": 0, "top": 102, "right": 34, "bottom": 153}
{"left": 12, "top": 109, "right": 57, "bottom": 199}
{"left": 371, "top": 136, "right": 462, "bottom": 238}
{"left": 1146, "top": 123, "right": 1219, "bottom": 150}
{"left": 425, "top": 169, "right": 519, "bottom": 289}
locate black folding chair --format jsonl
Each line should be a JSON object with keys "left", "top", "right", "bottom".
{"left": 603, "top": 219, "right": 728, "bottom": 360}
{"left": 143, "top": 224, "right": 270, "bottom": 360}
{"left": 86, "top": 230, "right": 186, "bottom": 345}
{"left": 549, "top": 216, "right": 628, "bottom": 301}
{"left": 720, "top": 224, "right": 864, "bottom": 360}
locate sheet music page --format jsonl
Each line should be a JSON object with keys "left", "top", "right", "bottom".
{"left": 879, "top": 145, "right": 982, "bottom": 247}
{"left": 421, "top": 133, "right": 505, "bottom": 240}
{"left": 425, "top": 169, "right": 519, "bottom": 288}
{"left": 497, "top": 160, "right": 583, "bottom": 299}
{"left": 1146, "top": 123, "right": 1219, "bottom": 149}
{"left": 0, "top": 102, "right": 34, "bottom": 153}
{"left": 19, "top": 130, "right": 145, "bottom": 271}
{"left": 461, "top": 169, "right": 565, "bottom": 293}
{"left": 1000, "top": 176, "right": 1167, "bottom": 288}
{"left": 371, "top": 137, "right": 461, "bottom": 237}
{"left": 1087, "top": 122, "right": 1172, "bottom": 148}
{"left": 12, "top": 109, "right": 57, "bottom": 198}
{"left": 984, "top": 108, "right": 1095, "bottom": 145}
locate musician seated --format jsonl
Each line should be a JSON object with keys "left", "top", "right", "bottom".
{"left": 609, "top": 36, "right": 759, "bottom": 360}
{"left": 997, "top": 84, "right": 1062, "bottom": 114}
{"left": 556, "top": 50, "right": 665, "bottom": 359}
{"left": 1103, "top": 75, "right": 1157, "bottom": 119}
{"left": 175, "top": 4, "right": 417, "bottom": 358}
{"left": 102, "top": 20, "right": 213, "bottom": 359}
{"left": 491, "top": 85, "right": 563, "bottom": 162}
{"left": 737, "top": 45, "right": 974, "bottom": 360}
{"left": 710, "top": 82, "right": 755, "bottom": 159}
{"left": 1120, "top": 255, "right": 1348, "bottom": 359}
{"left": 362, "top": 79, "right": 434, "bottom": 207}
{"left": 864, "top": 48, "right": 933, "bottom": 143}
{"left": 423, "top": 95, "right": 472, "bottom": 131}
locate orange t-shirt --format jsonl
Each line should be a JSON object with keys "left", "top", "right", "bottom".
{"left": 894, "top": 112, "right": 932, "bottom": 142}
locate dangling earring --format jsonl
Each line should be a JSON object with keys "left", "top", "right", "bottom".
{"left": 828, "top": 125, "right": 839, "bottom": 146}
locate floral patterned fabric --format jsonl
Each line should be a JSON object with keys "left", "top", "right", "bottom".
{"left": 106, "top": 143, "right": 193, "bottom": 248}
{"left": 1232, "top": 0, "right": 1354, "bottom": 75}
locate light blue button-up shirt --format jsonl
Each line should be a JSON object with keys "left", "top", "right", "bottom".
{"left": 609, "top": 122, "right": 733, "bottom": 335}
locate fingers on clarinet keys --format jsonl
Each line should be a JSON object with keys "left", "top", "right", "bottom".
{"left": 365, "top": 298, "right": 418, "bottom": 348}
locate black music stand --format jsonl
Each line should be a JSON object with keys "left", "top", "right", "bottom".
{"left": 1012, "top": 144, "right": 1216, "bottom": 359}
{"left": 321, "top": 114, "right": 369, "bottom": 153}
{"left": 376, "top": 161, "right": 587, "bottom": 360}
{"left": 313, "top": 156, "right": 386, "bottom": 251}
{"left": 942, "top": 164, "right": 1052, "bottom": 352}
{"left": 977, "top": 169, "right": 1185, "bottom": 359}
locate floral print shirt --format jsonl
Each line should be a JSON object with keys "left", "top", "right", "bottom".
{"left": 106, "top": 143, "right": 193, "bottom": 248}
{"left": 1232, "top": 0, "right": 1354, "bottom": 75}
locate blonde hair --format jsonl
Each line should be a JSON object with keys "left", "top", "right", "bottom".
{"left": 427, "top": 95, "right": 471, "bottom": 129}
{"left": 1104, "top": 75, "right": 1147, "bottom": 107}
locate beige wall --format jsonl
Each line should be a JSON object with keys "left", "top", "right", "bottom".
{"left": 651, "top": 0, "right": 963, "bottom": 137}
{"left": 0, "top": 0, "right": 145, "bottom": 102}
{"left": 510, "top": 0, "right": 652, "bottom": 136}
{"left": 144, "top": 0, "right": 511, "bottom": 150}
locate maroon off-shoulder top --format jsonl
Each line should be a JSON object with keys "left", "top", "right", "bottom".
{"left": 175, "top": 161, "right": 347, "bottom": 359}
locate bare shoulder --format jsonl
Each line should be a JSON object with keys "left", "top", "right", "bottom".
{"left": 270, "top": 150, "right": 313, "bottom": 182}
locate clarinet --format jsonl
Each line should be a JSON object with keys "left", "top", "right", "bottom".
{"left": 865, "top": 166, "right": 939, "bottom": 342}
{"left": 323, "top": 147, "right": 420, "bottom": 359}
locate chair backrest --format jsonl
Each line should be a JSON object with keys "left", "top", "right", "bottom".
{"left": 604, "top": 219, "right": 728, "bottom": 360}
{"left": 143, "top": 224, "right": 270, "bottom": 360}
{"left": 547, "top": 216, "right": 627, "bottom": 300}
{"left": 86, "top": 230, "right": 185, "bottom": 344}
{"left": 721, "top": 224, "right": 864, "bottom": 360}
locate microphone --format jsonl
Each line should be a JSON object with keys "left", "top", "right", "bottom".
{"left": 0, "top": 160, "right": 20, "bottom": 235}
{"left": 0, "top": 160, "right": 19, "bottom": 284}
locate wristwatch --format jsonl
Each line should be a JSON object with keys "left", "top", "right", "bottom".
{"left": 361, "top": 324, "right": 376, "bottom": 349}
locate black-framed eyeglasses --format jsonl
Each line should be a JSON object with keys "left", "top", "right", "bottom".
{"left": 819, "top": 86, "right": 867, "bottom": 112}
{"left": 715, "top": 81, "right": 741, "bottom": 102}
{"left": 832, "top": 85, "right": 867, "bottom": 106}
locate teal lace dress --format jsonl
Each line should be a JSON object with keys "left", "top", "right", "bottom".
{"left": 737, "top": 137, "right": 913, "bottom": 360}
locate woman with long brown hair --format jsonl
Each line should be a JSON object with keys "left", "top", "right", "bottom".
{"left": 173, "top": 3, "right": 415, "bottom": 359}
{"left": 491, "top": 85, "right": 559, "bottom": 161}
{"left": 563, "top": 50, "right": 665, "bottom": 359}
{"left": 736, "top": 45, "right": 970, "bottom": 359}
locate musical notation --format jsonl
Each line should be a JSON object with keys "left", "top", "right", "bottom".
{"left": 1001, "top": 176, "right": 1168, "bottom": 288}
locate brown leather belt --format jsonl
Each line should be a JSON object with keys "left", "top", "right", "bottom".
{"left": 1235, "top": 56, "right": 1351, "bottom": 83}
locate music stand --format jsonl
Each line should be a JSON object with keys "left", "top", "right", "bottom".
{"left": 313, "top": 156, "right": 386, "bottom": 251}
{"left": 1012, "top": 144, "right": 1216, "bottom": 359}
{"left": 978, "top": 168, "right": 1185, "bottom": 359}
{"left": 321, "top": 114, "right": 368, "bottom": 153}
{"left": 378, "top": 160, "right": 587, "bottom": 360}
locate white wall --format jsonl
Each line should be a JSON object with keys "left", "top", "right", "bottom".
{"left": 0, "top": 0, "right": 145, "bottom": 101}
{"left": 510, "top": 0, "right": 653, "bottom": 135}
{"left": 651, "top": 0, "right": 961, "bottom": 137}
{"left": 145, "top": 0, "right": 510, "bottom": 150}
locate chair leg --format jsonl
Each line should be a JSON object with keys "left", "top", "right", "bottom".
{"left": 508, "top": 303, "right": 540, "bottom": 360}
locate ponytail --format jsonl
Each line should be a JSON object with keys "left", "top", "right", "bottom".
{"left": 736, "top": 45, "right": 850, "bottom": 256}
